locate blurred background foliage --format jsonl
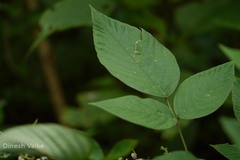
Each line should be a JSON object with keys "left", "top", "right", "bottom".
{"left": 0, "top": 0, "right": 240, "bottom": 159}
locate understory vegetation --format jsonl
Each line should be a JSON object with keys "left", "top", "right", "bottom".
{"left": 0, "top": 0, "right": 240, "bottom": 159}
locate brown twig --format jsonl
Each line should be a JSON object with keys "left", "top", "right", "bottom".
{"left": 37, "top": 39, "right": 66, "bottom": 123}
{"left": 26, "top": 0, "right": 66, "bottom": 123}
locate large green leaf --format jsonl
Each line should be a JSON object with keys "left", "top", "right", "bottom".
{"left": 174, "top": 62, "right": 234, "bottom": 119}
{"left": 233, "top": 78, "right": 240, "bottom": 121}
{"left": 220, "top": 45, "right": 240, "bottom": 70}
{"left": 0, "top": 124, "right": 99, "bottom": 160}
{"left": 91, "top": 7, "right": 180, "bottom": 97}
{"left": 90, "top": 95, "right": 177, "bottom": 130}
{"left": 104, "top": 139, "right": 138, "bottom": 160}
{"left": 153, "top": 151, "right": 198, "bottom": 160}
{"left": 220, "top": 117, "right": 240, "bottom": 145}
{"left": 211, "top": 144, "right": 240, "bottom": 160}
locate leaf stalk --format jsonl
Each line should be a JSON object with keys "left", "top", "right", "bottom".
{"left": 165, "top": 98, "right": 188, "bottom": 152}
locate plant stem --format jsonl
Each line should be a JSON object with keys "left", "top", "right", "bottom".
{"left": 26, "top": 0, "right": 66, "bottom": 124}
{"left": 165, "top": 98, "right": 188, "bottom": 152}
{"left": 38, "top": 39, "right": 66, "bottom": 123}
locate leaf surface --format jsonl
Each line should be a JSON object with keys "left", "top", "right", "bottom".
{"left": 104, "top": 139, "right": 138, "bottom": 160}
{"left": 174, "top": 62, "right": 234, "bottom": 119}
{"left": 212, "top": 144, "right": 240, "bottom": 160}
{"left": 233, "top": 78, "right": 240, "bottom": 121}
{"left": 0, "top": 124, "right": 99, "bottom": 160}
{"left": 90, "top": 95, "right": 177, "bottom": 130}
{"left": 91, "top": 7, "right": 180, "bottom": 97}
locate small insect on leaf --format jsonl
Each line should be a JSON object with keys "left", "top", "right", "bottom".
{"left": 134, "top": 40, "right": 142, "bottom": 55}
{"left": 131, "top": 40, "right": 143, "bottom": 63}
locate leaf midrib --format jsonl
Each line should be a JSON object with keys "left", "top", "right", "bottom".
{"left": 104, "top": 22, "right": 166, "bottom": 96}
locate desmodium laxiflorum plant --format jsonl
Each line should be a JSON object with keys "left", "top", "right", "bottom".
{"left": 90, "top": 6, "right": 235, "bottom": 159}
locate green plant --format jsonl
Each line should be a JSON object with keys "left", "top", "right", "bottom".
{"left": 0, "top": 123, "right": 138, "bottom": 160}
{"left": 1, "top": 1, "right": 240, "bottom": 160}
{"left": 209, "top": 46, "right": 240, "bottom": 159}
{"left": 89, "top": 6, "right": 236, "bottom": 159}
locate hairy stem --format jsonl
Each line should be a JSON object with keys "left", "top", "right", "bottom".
{"left": 165, "top": 98, "right": 188, "bottom": 152}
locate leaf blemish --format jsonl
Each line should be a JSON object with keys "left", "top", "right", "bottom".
{"left": 134, "top": 40, "right": 142, "bottom": 55}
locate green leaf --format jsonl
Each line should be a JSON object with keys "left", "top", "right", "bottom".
{"left": 62, "top": 88, "right": 125, "bottom": 128}
{"left": 220, "top": 117, "right": 240, "bottom": 145}
{"left": 153, "top": 151, "right": 198, "bottom": 160}
{"left": 175, "top": 1, "right": 224, "bottom": 34}
{"left": 40, "top": 0, "right": 115, "bottom": 35}
{"left": 211, "top": 144, "right": 240, "bottom": 160}
{"left": 220, "top": 44, "right": 240, "bottom": 70}
{"left": 90, "top": 95, "right": 177, "bottom": 130}
{"left": 0, "top": 124, "right": 97, "bottom": 160}
{"left": 91, "top": 7, "right": 180, "bottom": 97}
{"left": 89, "top": 140, "right": 104, "bottom": 160}
{"left": 29, "top": 0, "right": 115, "bottom": 53}
{"left": 104, "top": 139, "right": 138, "bottom": 160}
{"left": 233, "top": 78, "right": 240, "bottom": 121}
{"left": 174, "top": 62, "right": 234, "bottom": 119}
